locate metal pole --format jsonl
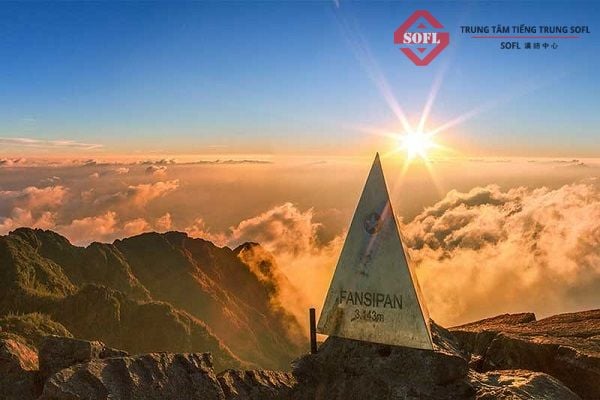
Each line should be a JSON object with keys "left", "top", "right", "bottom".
{"left": 309, "top": 308, "right": 318, "bottom": 354}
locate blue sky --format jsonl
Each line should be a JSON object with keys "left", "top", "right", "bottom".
{"left": 0, "top": 1, "right": 598, "bottom": 157}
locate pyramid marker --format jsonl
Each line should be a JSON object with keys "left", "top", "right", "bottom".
{"left": 317, "top": 153, "right": 433, "bottom": 350}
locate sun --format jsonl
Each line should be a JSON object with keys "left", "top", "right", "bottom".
{"left": 396, "top": 131, "right": 437, "bottom": 160}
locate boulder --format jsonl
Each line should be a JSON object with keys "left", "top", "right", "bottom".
{"left": 39, "top": 352, "right": 225, "bottom": 400}
{"left": 450, "top": 309, "right": 600, "bottom": 399}
{"left": 0, "top": 335, "right": 40, "bottom": 400}
{"left": 290, "top": 321, "right": 475, "bottom": 400}
{"left": 471, "top": 369, "right": 581, "bottom": 399}
{"left": 38, "top": 335, "right": 127, "bottom": 381}
{"left": 218, "top": 369, "right": 297, "bottom": 400}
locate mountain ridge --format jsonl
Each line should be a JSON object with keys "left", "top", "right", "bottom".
{"left": 0, "top": 227, "right": 306, "bottom": 371}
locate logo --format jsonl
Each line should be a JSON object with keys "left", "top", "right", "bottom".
{"left": 394, "top": 10, "right": 449, "bottom": 66}
{"left": 364, "top": 212, "right": 383, "bottom": 235}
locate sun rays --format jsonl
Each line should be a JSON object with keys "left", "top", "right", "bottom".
{"left": 396, "top": 131, "right": 437, "bottom": 161}
{"left": 332, "top": 6, "right": 559, "bottom": 199}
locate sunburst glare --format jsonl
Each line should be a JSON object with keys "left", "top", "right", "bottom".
{"left": 396, "top": 131, "right": 437, "bottom": 161}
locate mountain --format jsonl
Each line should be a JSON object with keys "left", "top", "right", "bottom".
{"left": 0, "top": 228, "right": 306, "bottom": 371}
{"left": 1, "top": 228, "right": 597, "bottom": 399}
{"left": 113, "top": 232, "right": 305, "bottom": 368}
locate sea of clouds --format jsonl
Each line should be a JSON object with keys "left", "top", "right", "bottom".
{"left": 1, "top": 157, "right": 598, "bottom": 327}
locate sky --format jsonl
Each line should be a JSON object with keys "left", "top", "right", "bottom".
{"left": 0, "top": 1, "right": 598, "bottom": 157}
{"left": 0, "top": 1, "right": 599, "bottom": 327}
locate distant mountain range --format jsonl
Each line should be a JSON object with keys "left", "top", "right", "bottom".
{"left": 0, "top": 228, "right": 306, "bottom": 371}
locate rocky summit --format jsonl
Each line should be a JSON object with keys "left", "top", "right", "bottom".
{"left": 288, "top": 321, "right": 581, "bottom": 400}
{"left": 1, "top": 313, "right": 594, "bottom": 400}
{"left": 40, "top": 352, "right": 224, "bottom": 400}
{"left": 450, "top": 310, "right": 600, "bottom": 399}
{"left": 290, "top": 322, "right": 474, "bottom": 399}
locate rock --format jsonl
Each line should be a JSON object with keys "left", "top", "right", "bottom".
{"left": 0, "top": 335, "right": 38, "bottom": 372}
{"left": 450, "top": 309, "right": 600, "bottom": 400}
{"left": 38, "top": 335, "right": 128, "bottom": 381}
{"left": 456, "top": 313, "right": 536, "bottom": 332}
{"left": 471, "top": 369, "right": 581, "bottom": 399}
{"left": 40, "top": 352, "right": 225, "bottom": 400}
{"left": 0, "top": 335, "right": 40, "bottom": 400}
{"left": 290, "top": 321, "right": 475, "bottom": 400}
{"left": 217, "top": 369, "right": 297, "bottom": 400}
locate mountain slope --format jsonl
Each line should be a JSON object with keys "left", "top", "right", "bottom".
{"left": 51, "top": 284, "right": 244, "bottom": 371}
{"left": 0, "top": 232, "right": 76, "bottom": 314}
{"left": 9, "top": 228, "right": 150, "bottom": 300}
{"left": 0, "top": 228, "right": 305, "bottom": 370}
{"left": 113, "top": 231, "right": 304, "bottom": 369}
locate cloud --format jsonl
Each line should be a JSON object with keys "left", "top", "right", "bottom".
{"left": 527, "top": 159, "right": 589, "bottom": 169}
{"left": 122, "top": 218, "right": 151, "bottom": 236}
{"left": 0, "top": 185, "right": 68, "bottom": 235}
{"left": 0, "top": 208, "right": 56, "bottom": 235}
{"left": 155, "top": 213, "right": 173, "bottom": 232}
{"left": 235, "top": 243, "right": 306, "bottom": 343}
{"left": 138, "top": 158, "right": 272, "bottom": 166}
{"left": 140, "top": 159, "right": 176, "bottom": 165}
{"left": 99, "top": 167, "right": 130, "bottom": 177}
{"left": 145, "top": 165, "right": 167, "bottom": 176}
{"left": 0, "top": 158, "right": 26, "bottom": 167}
{"left": 56, "top": 212, "right": 151, "bottom": 245}
{"left": 402, "top": 180, "right": 600, "bottom": 326}
{"left": 115, "top": 167, "right": 130, "bottom": 175}
{"left": 186, "top": 203, "right": 343, "bottom": 331}
{"left": 40, "top": 176, "right": 61, "bottom": 186}
{"left": 190, "top": 182, "right": 596, "bottom": 330}
{"left": 402, "top": 184, "right": 519, "bottom": 249}
{"left": 79, "top": 159, "right": 98, "bottom": 166}
{"left": 185, "top": 217, "right": 228, "bottom": 246}
{"left": 0, "top": 175, "right": 179, "bottom": 241}
{"left": 191, "top": 184, "right": 599, "bottom": 331}
{"left": 0, "top": 185, "right": 68, "bottom": 211}
{"left": 126, "top": 180, "right": 179, "bottom": 206}
{"left": 0, "top": 137, "right": 102, "bottom": 150}
{"left": 527, "top": 159, "right": 582, "bottom": 164}
{"left": 0, "top": 157, "right": 271, "bottom": 168}
{"left": 1, "top": 158, "right": 597, "bottom": 330}
{"left": 92, "top": 180, "right": 180, "bottom": 208}
{"left": 56, "top": 211, "right": 119, "bottom": 244}
{"left": 229, "top": 203, "right": 320, "bottom": 255}
{"left": 190, "top": 159, "right": 273, "bottom": 165}
{"left": 235, "top": 204, "right": 342, "bottom": 332}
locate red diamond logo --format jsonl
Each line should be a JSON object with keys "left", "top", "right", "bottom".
{"left": 393, "top": 10, "right": 450, "bottom": 66}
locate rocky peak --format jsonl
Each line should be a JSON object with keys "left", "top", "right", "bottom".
{"left": 39, "top": 335, "right": 127, "bottom": 382}
{"left": 9, "top": 228, "right": 74, "bottom": 253}
{"left": 452, "top": 312, "right": 537, "bottom": 332}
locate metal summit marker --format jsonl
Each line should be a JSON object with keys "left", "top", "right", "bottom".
{"left": 317, "top": 153, "right": 433, "bottom": 350}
